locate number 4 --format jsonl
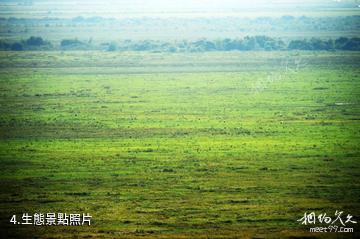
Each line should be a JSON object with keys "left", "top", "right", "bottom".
{"left": 10, "top": 215, "right": 17, "bottom": 224}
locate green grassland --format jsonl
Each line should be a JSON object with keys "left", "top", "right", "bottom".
{"left": 0, "top": 51, "right": 360, "bottom": 238}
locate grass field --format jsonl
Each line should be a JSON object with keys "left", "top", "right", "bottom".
{"left": 0, "top": 51, "right": 360, "bottom": 238}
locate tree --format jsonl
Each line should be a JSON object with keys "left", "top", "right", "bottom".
{"left": 242, "top": 36, "right": 257, "bottom": 50}
{"left": 60, "top": 39, "right": 89, "bottom": 50}
{"left": 0, "top": 40, "right": 11, "bottom": 50}
{"left": 107, "top": 42, "right": 118, "bottom": 51}
{"left": 193, "top": 39, "right": 216, "bottom": 51}
{"left": 342, "top": 38, "right": 360, "bottom": 50}
{"left": 26, "top": 36, "right": 45, "bottom": 46}
{"left": 61, "top": 39, "right": 83, "bottom": 47}
{"left": 288, "top": 40, "right": 311, "bottom": 50}
{"left": 335, "top": 37, "right": 349, "bottom": 49}
{"left": 11, "top": 42, "right": 23, "bottom": 51}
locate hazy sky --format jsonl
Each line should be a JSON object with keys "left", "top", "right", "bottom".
{"left": 17, "top": 0, "right": 356, "bottom": 9}
{"left": 78, "top": 0, "right": 341, "bottom": 8}
{"left": 1, "top": 0, "right": 359, "bottom": 19}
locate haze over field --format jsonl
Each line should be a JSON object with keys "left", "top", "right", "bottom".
{"left": 1, "top": 0, "right": 360, "bottom": 42}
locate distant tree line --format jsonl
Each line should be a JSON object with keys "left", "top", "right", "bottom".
{"left": 0, "top": 36, "right": 52, "bottom": 51}
{"left": 1, "top": 36, "right": 360, "bottom": 52}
